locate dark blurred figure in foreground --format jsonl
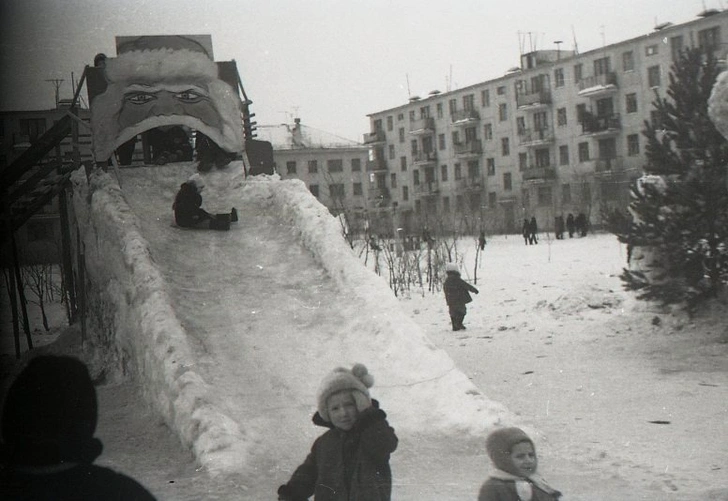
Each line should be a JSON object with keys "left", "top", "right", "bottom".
{"left": 0, "top": 355, "right": 156, "bottom": 500}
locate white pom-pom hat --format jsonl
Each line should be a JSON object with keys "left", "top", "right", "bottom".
{"left": 317, "top": 364, "right": 374, "bottom": 422}
{"left": 445, "top": 263, "right": 460, "bottom": 273}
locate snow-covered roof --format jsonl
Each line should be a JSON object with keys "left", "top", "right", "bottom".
{"left": 256, "top": 121, "right": 363, "bottom": 150}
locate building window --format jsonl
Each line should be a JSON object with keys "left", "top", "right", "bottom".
{"left": 286, "top": 161, "right": 297, "bottom": 174}
{"left": 504, "top": 172, "right": 512, "bottom": 191}
{"left": 400, "top": 156, "right": 407, "bottom": 171}
{"left": 409, "top": 110, "right": 415, "bottom": 121}
{"left": 535, "top": 148, "right": 550, "bottom": 167}
{"left": 559, "top": 145, "right": 569, "bottom": 165}
{"left": 451, "top": 130, "right": 460, "bottom": 145}
{"left": 537, "top": 186, "right": 552, "bottom": 206}
{"left": 647, "top": 65, "right": 661, "bottom": 88}
{"left": 386, "top": 116, "right": 393, "bottom": 131}
{"left": 562, "top": 183, "right": 571, "bottom": 204}
{"left": 454, "top": 163, "right": 462, "bottom": 180}
{"left": 670, "top": 35, "right": 684, "bottom": 61}
{"left": 487, "top": 158, "right": 496, "bottom": 176}
{"left": 557, "top": 107, "right": 567, "bottom": 126}
{"left": 650, "top": 110, "right": 662, "bottom": 128}
{"left": 411, "top": 139, "right": 418, "bottom": 155}
{"left": 413, "top": 169, "right": 420, "bottom": 185}
{"left": 397, "top": 113, "right": 404, "bottom": 121}
{"left": 351, "top": 158, "right": 361, "bottom": 172}
{"left": 698, "top": 26, "right": 720, "bottom": 51}
{"left": 498, "top": 103, "right": 508, "bottom": 121}
{"left": 399, "top": 127, "right": 405, "bottom": 143}
{"left": 622, "top": 50, "right": 634, "bottom": 72}
{"left": 438, "top": 133, "right": 446, "bottom": 150}
{"left": 467, "top": 160, "right": 480, "bottom": 179}
{"left": 481, "top": 89, "right": 490, "bottom": 107}
{"left": 594, "top": 56, "right": 610, "bottom": 76}
{"left": 483, "top": 123, "right": 493, "bottom": 140}
{"left": 496, "top": 85, "right": 506, "bottom": 95}
{"left": 443, "top": 196, "right": 450, "bottom": 212}
{"left": 309, "top": 184, "right": 319, "bottom": 197}
{"left": 329, "top": 183, "right": 345, "bottom": 199}
{"left": 388, "top": 144, "right": 395, "bottom": 160}
{"left": 414, "top": 200, "right": 421, "bottom": 213}
{"left": 19, "top": 118, "right": 47, "bottom": 140}
{"left": 626, "top": 93, "right": 638, "bottom": 113}
{"left": 327, "top": 159, "right": 343, "bottom": 172}
{"left": 627, "top": 134, "right": 640, "bottom": 156}
{"left": 390, "top": 173, "right": 397, "bottom": 188}
{"left": 436, "top": 103, "right": 443, "bottom": 118}
{"left": 578, "top": 142, "right": 590, "bottom": 162}
{"left": 519, "top": 153, "right": 528, "bottom": 171}
{"left": 646, "top": 44, "right": 658, "bottom": 56}
{"left": 402, "top": 185, "right": 409, "bottom": 201}
{"left": 308, "top": 160, "right": 318, "bottom": 173}
{"left": 449, "top": 98, "right": 457, "bottom": 114}
{"left": 554, "top": 68, "right": 564, "bottom": 87}
{"left": 488, "top": 192, "right": 497, "bottom": 208}
{"left": 353, "top": 182, "right": 363, "bottom": 196}
{"left": 463, "top": 94, "right": 475, "bottom": 110}
{"left": 574, "top": 63, "right": 583, "bottom": 83}
{"left": 576, "top": 103, "right": 587, "bottom": 124}
{"left": 501, "top": 137, "right": 510, "bottom": 156}
{"left": 441, "top": 164, "right": 448, "bottom": 182}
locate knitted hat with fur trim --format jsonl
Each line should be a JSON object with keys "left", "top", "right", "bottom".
{"left": 317, "top": 364, "right": 374, "bottom": 423}
{"left": 485, "top": 427, "right": 534, "bottom": 475}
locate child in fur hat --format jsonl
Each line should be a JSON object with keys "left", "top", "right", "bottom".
{"left": 277, "top": 364, "right": 398, "bottom": 501}
{"left": 478, "top": 427, "right": 561, "bottom": 501}
{"left": 443, "top": 262, "right": 479, "bottom": 331}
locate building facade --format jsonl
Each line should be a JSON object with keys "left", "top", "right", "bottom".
{"left": 364, "top": 10, "right": 728, "bottom": 236}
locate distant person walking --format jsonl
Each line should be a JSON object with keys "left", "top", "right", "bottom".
{"left": 554, "top": 215, "right": 565, "bottom": 240}
{"left": 566, "top": 213, "right": 576, "bottom": 238}
{"left": 522, "top": 219, "right": 530, "bottom": 246}
{"left": 528, "top": 217, "right": 538, "bottom": 245}
{"left": 576, "top": 212, "right": 588, "bottom": 237}
{"left": 443, "top": 263, "right": 479, "bottom": 331}
{"left": 479, "top": 230, "right": 487, "bottom": 251}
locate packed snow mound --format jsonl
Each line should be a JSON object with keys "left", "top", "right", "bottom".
{"left": 71, "top": 161, "right": 519, "bottom": 478}
{"left": 537, "top": 285, "right": 624, "bottom": 317}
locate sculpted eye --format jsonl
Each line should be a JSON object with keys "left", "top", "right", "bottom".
{"left": 125, "top": 92, "right": 157, "bottom": 104}
{"left": 175, "top": 89, "right": 205, "bottom": 103}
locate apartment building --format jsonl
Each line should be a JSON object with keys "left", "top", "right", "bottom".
{"left": 256, "top": 118, "right": 372, "bottom": 235}
{"left": 364, "top": 9, "right": 728, "bottom": 235}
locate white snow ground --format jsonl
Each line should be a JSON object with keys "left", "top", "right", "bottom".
{"left": 2, "top": 161, "right": 727, "bottom": 500}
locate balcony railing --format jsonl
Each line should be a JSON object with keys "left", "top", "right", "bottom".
{"left": 595, "top": 156, "right": 625, "bottom": 174}
{"left": 409, "top": 117, "right": 435, "bottom": 135}
{"left": 581, "top": 113, "right": 621, "bottom": 135}
{"left": 454, "top": 139, "right": 483, "bottom": 156}
{"left": 455, "top": 177, "right": 484, "bottom": 190}
{"left": 413, "top": 151, "right": 437, "bottom": 165}
{"left": 518, "top": 127, "right": 554, "bottom": 145}
{"left": 522, "top": 166, "right": 557, "bottom": 181}
{"left": 362, "top": 130, "right": 386, "bottom": 144}
{"left": 451, "top": 108, "right": 480, "bottom": 124}
{"left": 367, "top": 187, "right": 390, "bottom": 201}
{"left": 516, "top": 89, "right": 552, "bottom": 108}
{"left": 578, "top": 72, "right": 618, "bottom": 96}
{"left": 366, "top": 158, "right": 388, "bottom": 171}
{"left": 415, "top": 180, "right": 440, "bottom": 195}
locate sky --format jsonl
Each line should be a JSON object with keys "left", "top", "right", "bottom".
{"left": 0, "top": 0, "right": 719, "bottom": 141}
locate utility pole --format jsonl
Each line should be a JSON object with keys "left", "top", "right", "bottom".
{"left": 46, "top": 78, "right": 64, "bottom": 108}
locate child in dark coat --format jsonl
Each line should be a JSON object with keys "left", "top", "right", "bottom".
{"left": 478, "top": 427, "right": 561, "bottom": 501}
{"left": 443, "top": 263, "right": 479, "bottom": 331}
{"left": 172, "top": 179, "right": 237, "bottom": 230}
{"left": 277, "top": 364, "right": 398, "bottom": 501}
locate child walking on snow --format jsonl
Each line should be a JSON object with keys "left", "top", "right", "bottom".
{"left": 277, "top": 364, "right": 398, "bottom": 501}
{"left": 443, "top": 263, "right": 479, "bottom": 331}
{"left": 478, "top": 427, "right": 562, "bottom": 501}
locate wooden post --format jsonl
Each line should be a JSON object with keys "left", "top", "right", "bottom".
{"left": 58, "top": 182, "right": 77, "bottom": 320}
{"left": 77, "top": 231, "right": 87, "bottom": 345}
{"left": 10, "top": 228, "right": 32, "bottom": 351}
{"left": 5, "top": 263, "right": 21, "bottom": 358}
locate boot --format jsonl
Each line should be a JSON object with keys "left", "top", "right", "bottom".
{"left": 209, "top": 214, "right": 231, "bottom": 231}
{"left": 230, "top": 207, "right": 238, "bottom": 222}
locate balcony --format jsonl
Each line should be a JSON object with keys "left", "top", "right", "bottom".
{"left": 518, "top": 127, "right": 554, "bottom": 146}
{"left": 409, "top": 117, "right": 435, "bottom": 135}
{"left": 578, "top": 72, "right": 618, "bottom": 97}
{"left": 415, "top": 180, "right": 440, "bottom": 195}
{"left": 581, "top": 113, "right": 621, "bottom": 136}
{"left": 454, "top": 139, "right": 483, "bottom": 157}
{"left": 368, "top": 186, "right": 391, "bottom": 202}
{"left": 455, "top": 177, "right": 484, "bottom": 191}
{"left": 366, "top": 158, "right": 388, "bottom": 172}
{"left": 413, "top": 150, "right": 437, "bottom": 165}
{"left": 522, "top": 166, "right": 557, "bottom": 182}
{"left": 362, "top": 130, "right": 386, "bottom": 144}
{"left": 516, "top": 89, "right": 552, "bottom": 109}
{"left": 450, "top": 109, "right": 480, "bottom": 125}
{"left": 594, "top": 156, "right": 625, "bottom": 176}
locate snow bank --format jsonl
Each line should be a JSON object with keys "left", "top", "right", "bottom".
{"left": 70, "top": 168, "right": 252, "bottom": 475}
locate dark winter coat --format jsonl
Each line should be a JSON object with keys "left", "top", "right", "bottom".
{"left": 278, "top": 400, "right": 398, "bottom": 501}
{"left": 173, "top": 182, "right": 209, "bottom": 227}
{"left": 478, "top": 477, "right": 561, "bottom": 501}
{"left": 443, "top": 272, "right": 479, "bottom": 308}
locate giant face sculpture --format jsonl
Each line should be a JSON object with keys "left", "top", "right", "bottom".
{"left": 89, "top": 36, "right": 244, "bottom": 162}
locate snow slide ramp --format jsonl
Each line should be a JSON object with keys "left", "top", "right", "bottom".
{"left": 71, "top": 162, "right": 513, "bottom": 480}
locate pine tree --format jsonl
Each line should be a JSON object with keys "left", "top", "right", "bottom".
{"left": 608, "top": 46, "right": 728, "bottom": 310}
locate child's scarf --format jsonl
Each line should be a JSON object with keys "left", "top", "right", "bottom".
{"left": 489, "top": 468, "right": 561, "bottom": 500}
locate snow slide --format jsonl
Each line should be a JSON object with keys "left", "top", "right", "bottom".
{"left": 70, "top": 162, "right": 514, "bottom": 481}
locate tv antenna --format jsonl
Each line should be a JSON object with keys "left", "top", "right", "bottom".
{"left": 45, "top": 78, "right": 64, "bottom": 107}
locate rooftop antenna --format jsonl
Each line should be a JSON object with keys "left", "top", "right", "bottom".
{"left": 45, "top": 78, "right": 64, "bottom": 107}
{"left": 571, "top": 25, "right": 580, "bottom": 55}
{"left": 406, "top": 73, "right": 411, "bottom": 98}
{"left": 449, "top": 64, "right": 453, "bottom": 92}
{"left": 554, "top": 40, "right": 563, "bottom": 60}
